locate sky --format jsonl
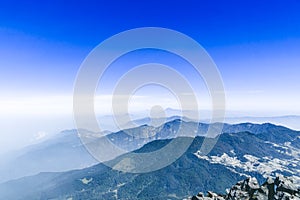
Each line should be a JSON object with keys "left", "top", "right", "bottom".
{"left": 0, "top": 0, "right": 300, "bottom": 151}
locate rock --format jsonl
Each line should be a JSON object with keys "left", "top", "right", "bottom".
{"left": 254, "top": 190, "right": 268, "bottom": 200}
{"left": 190, "top": 175, "right": 300, "bottom": 200}
{"left": 191, "top": 196, "right": 201, "bottom": 200}
{"left": 226, "top": 177, "right": 260, "bottom": 199}
{"left": 247, "top": 177, "right": 260, "bottom": 190}
{"left": 191, "top": 192, "right": 205, "bottom": 200}
{"left": 275, "top": 175, "right": 299, "bottom": 195}
{"left": 261, "top": 176, "right": 275, "bottom": 199}
{"left": 197, "top": 192, "right": 204, "bottom": 197}
{"left": 266, "top": 177, "right": 274, "bottom": 184}
{"left": 190, "top": 191, "right": 225, "bottom": 200}
{"left": 207, "top": 191, "right": 218, "bottom": 198}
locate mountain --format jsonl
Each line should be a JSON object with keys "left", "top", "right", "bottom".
{"left": 107, "top": 120, "right": 299, "bottom": 152}
{"left": 0, "top": 121, "right": 299, "bottom": 200}
{"left": 0, "top": 119, "right": 299, "bottom": 184}
{"left": 0, "top": 129, "right": 99, "bottom": 183}
{"left": 222, "top": 115, "right": 300, "bottom": 131}
{"left": 120, "top": 115, "right": 185, "bottom": 129}
{"left": 147, "top": 108, "right": 300, "bottom": 131}
{"left": 0, "top": 119, "right": 206, "bottom": 183}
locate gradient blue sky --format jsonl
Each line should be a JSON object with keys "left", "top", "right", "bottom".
{"left": 0, "top": 0, "right": 300, "bottom": 151}
{"left": 1, "top": 0, "right": 299, "bottom": 103}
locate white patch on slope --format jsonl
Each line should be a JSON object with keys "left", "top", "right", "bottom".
{"left": 194, "top": 147, "right": 300, "bottom": 185}
{"left": 230, "top": 149, "right": 236, "bottom": 155}
{"left": 80, "top": 177, "right": 93, "bottom": 184}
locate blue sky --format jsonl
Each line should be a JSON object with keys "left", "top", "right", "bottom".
{"left": 0, "top": 0, "right": 299, "bottom": 98}
{"left": 0, "top": 0, "right": 300, "bottom": 151}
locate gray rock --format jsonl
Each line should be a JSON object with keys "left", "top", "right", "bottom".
{"left": 248, "top": 177, "right": 260, "bottom": 190}
{"left": 189, "top": 175, "right": 300, "bottom": 200}
{"left": 275, "top": 175, "right": 299, "bottom": 195}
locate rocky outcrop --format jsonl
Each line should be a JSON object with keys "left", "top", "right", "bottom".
{"left": 190, "top": 175, "right": 300, "bottom": 200}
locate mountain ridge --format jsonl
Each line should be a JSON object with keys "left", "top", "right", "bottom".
{"left": 0, "top": 121, "right": 299, "bottom": 199}
{"left": 0, "top": 119, "right": 299, "bottom": 184}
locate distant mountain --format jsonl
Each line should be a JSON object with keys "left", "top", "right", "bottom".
{"left": 1, "top": 119, "right": 299, "bottom": 184}
{"left": 0, "top": 121, "right": 299, "bottom": 200}
{"left": 221, "top": 115, "right": 300, "bottom": 131}
{"left": 0, "top": 129, "right": 99, "bottom": 183}
{"left": 107, "top": 120, "right": 298, "bottom": 152}
{"left": 146, "top": 108, "right": 300, "bottom": 131}
{"left": 121, "top": 115, "right": 188, "bottom": 129}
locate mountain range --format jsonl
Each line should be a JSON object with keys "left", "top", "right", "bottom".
{"left": 0, "top": 119, "right": 299, "bottom": 199}
{"left": 1, "top": 117, "right": 298, "bottom": 183}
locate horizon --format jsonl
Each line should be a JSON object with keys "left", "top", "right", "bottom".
{"left": 1, "top": 112, "right": 300, "bottom": 154}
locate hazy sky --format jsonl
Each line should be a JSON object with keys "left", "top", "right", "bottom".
{"left": 0, "top": 0, "right": 300, "bottom": 151}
